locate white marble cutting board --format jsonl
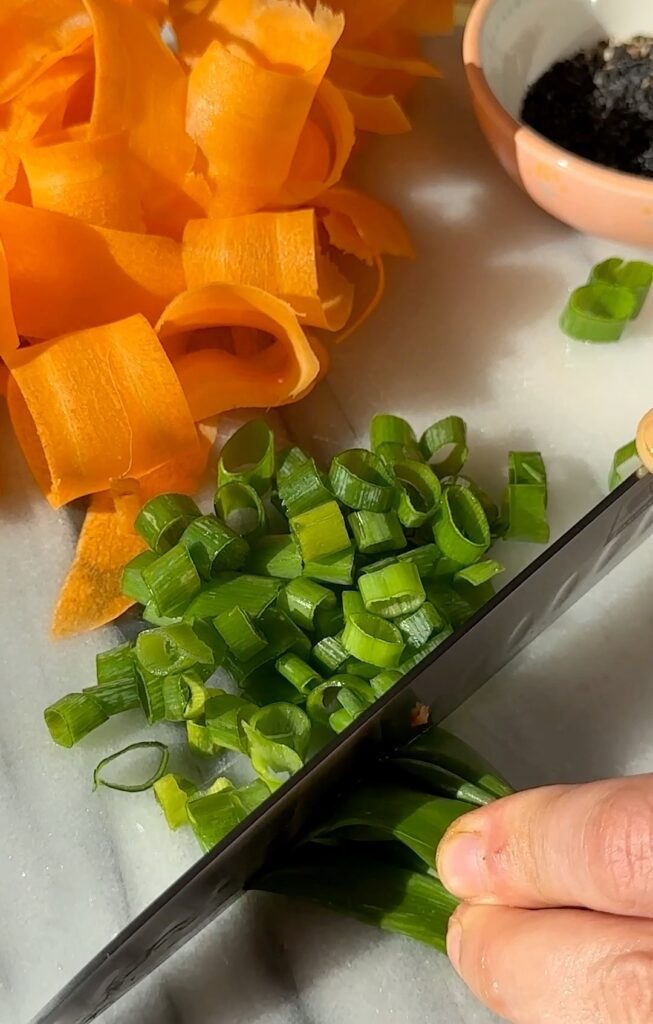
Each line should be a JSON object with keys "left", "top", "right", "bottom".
{"left": 2, "top": 30, "right": 653, "bottom": 1024}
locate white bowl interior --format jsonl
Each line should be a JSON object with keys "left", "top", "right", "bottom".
{"left": 478, "top": 0, "right": 653, "bottom": 121}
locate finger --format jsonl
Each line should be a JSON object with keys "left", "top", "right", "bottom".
{"left": 447, "top": 903, "right": 653, "bottom": 1024}
{"left": 436, "top": 774, "right": 653, "bottom": 916}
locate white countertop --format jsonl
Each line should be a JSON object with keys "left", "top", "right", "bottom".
{"left": 3, "top": 30, "right": 653, "bottom": 1024}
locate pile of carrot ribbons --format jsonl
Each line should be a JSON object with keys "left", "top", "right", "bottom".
{"left": 0, "top": 0, "right": 452, "bottom": 638}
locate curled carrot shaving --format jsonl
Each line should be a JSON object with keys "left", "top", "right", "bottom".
{"left": 0, "top": 1, "right": 92, "bottom": 105}
{"left": 7, "top": 314, "right": 198, "bottom": 507}
{"left": 21, "top": 130, "right": 145, "bottom": 231}
{"left": 157, "top": 283, "right": 320, "bottom": 420}
{"left": 317, "top": 184, "right": 415, "bottom": 261}
{"left": 340, "top": 88, "right": 410, "bottom": 134}
{"left": 83, "top": 0, "right": 199, "bottom": 235}
{"left": 186, "top": 1, "right": 343, "bottom": 214}
{"left": 393, "top": 0, "right": 454, "bottom": 35}
{"left": 183, "top": 208, "right": 354, "bottom": 330}
{"left": 0, "top": 201, "right": 184, "bottom": 338}
{"left": 0, "top": 241, "right": 19, "bottom": 366}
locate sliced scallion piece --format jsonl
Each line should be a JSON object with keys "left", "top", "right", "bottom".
{"left": 214, "top": 481, "right": 267, "bottom": 538}
{"left": 242, "top": 703, "right": 311, "bottom": 789}
{"left": 305, "top": 675, "right": 372, "bottom": 727}
{"left": 454, "top": 560, "right": 504, "bottom": 587}
{"left": 137, "top": 671, "right": 166, "bottom": 724}
{"left": 276, "top": 653, "right": 322, "bottom": 695}
{"left": 358, "top": 562, "right": 425, "bottom": 619}
{"left": 370, "top": 413, "right": 417, "bottom": 453}
{"left": 162, "top": 670, "right": 206, "bottom": 721}
{"left": 502, "top": 484, "right": 549, "bottom": 543}
{"left": 142, "top": 544, "right": 201, "bottom": 618}
{"left": 188, "top": 780, "right": 269, "bottom": 852}
{"left": 392, "top": 460, "right": 442, "bottom": 528}
{"left": 135, "top": 624, "right": 214, "bottom": 678}
{"left": 314, "top": 603, "right": 344, "bottom": 640}
{"left": 278, "top": 577, "right": 336, "bottom": 632}
{"left": 589, "top": 258, "right": 653, "bottom": 319}
{"left": 93, "top": 741, "right": 169, "bottom": 793}
{"left": 348, "top": 509, "right": 406, "bottom": 554}
{"left": 214, "top": 606, "right": 267, "bottom": 662}
{"left": 121, "top": 551, "right": 158, "bottom": 604}
{"left": 433, "top": 485, "right": 490, "bottom": 564}
{"left": 246, "top": 535, "right": 303, "bottom": 579}
{"left": 135, "top": 494, "right": 201, "bottom": 553}
{"left": 396, "top": 602, "right": 445, "bottom": 650}
{"left": 559, "top": 283, "right": 636, "bottom": 342}
{"left": 204, "top": 691, "right": 257, "bottom": 754}
{"left": 329, "top": 449, "right": 395, "bottom": 511}
{"left": 277, "top": 446, "right": 310, "bottom": 484}
{"left": 96, "top": 642, "right": 138, "bottom": 688}
{"left": 184, "top": 573, "right": 282, "bottom": 622}
{"left": 370, "top": 669, "right": 402, "bottom": 697}
{"left": 420, "top": 416, "right": 468, "bottom": 477}
{"left": 186, "top": 721, "right": 222, "bottom": 757}
{"left": 44, "top": 692, "right": 108, "bottom": 748}
{"left": 82, "top": 680, "right": 140, "bottom": 716}
{"left": 608, "top": 439, "right": 640, "bottom": 492}
{"left": 290, "top": 500, "right": 350, "bottom": 563}
{"left": 342, "top": 612, "right": 404, "bottom": 668}
{"left": 153, "top": 774, "right": 197, "bottom": 829}
{"left": 508, "top": 451, "right": 547, "bottom": 487}
{"left": 303, "top": 547, "right": 355, "bottom": 585}
{"left": 342, "top": 590, "right": 365, "bottom": 619}
{"left": 218, "top": 419, "right": 275, "bottom": 495}
{"left": 311, "top": 635, "right": 349, "bottom": 675}
{"left": 180, "top": 516, "right": 249, "bottom": 578}
{"left": 279, "top": 457, "right": 332, "bottom": 518}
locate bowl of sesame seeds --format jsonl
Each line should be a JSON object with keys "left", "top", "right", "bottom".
{"left": 463, "top": 0, "right": 653, "bottom": 246}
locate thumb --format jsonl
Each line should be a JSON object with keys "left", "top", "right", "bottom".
{"left": 436, "top": 775, "right": 653, "bottom": 917}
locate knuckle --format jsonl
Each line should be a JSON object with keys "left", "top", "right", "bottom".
{"left": 596, "top": 951, "right": 653, "bottom": 1022}
{"left": 585, "top": 788, "right": 653, "bottom": 908}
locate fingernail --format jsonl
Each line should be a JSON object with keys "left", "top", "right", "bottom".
{"left": 437, "top": 829, "right": 487, "bottom": 899}
{"left": 446, "top": 915, "right": 463, "bottom": 973}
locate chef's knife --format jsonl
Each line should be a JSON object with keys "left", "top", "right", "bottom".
{"left": 34, "top": 468, "right": 653, "bottom": 1024}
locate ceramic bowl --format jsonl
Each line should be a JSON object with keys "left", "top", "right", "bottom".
{"left": 463, "top": 0, "right": 653, "bottom": 245}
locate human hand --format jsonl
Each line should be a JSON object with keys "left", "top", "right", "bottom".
{"left": 436, "top": 776, "right": 653, "bottom": 1023}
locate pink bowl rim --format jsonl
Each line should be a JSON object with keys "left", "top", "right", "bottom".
{"left": 462, "top": 0, "right": 653, "bottom": 200}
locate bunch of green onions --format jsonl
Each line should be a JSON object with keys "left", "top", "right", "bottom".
{"left": 44, "top": 413, "right": 547, "bottom": 862}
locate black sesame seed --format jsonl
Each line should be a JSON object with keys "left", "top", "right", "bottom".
{"left": 521, "top": 36, "right": 653, "bottom": 179}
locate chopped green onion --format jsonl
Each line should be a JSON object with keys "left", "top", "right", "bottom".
{"left": 277, "top": 445, "right": 310, "bottom": 484}
{"left": 454, "top": 560, "right": 504, "bottom": 587}
{"left": 224, "top": 606, "right": 311, "bottom": 684}
{"left": 302, "top": 547, "right": 355, "bottom": 585}
{"left": 305, "top": 674, "right": 372, "bottom": 727}
{"left": 443, "top": 476, "right": 500, "bottom": 534}
{"left": 290, "top": 501, "right": 350, "bottom": 563}
{"left": 240, "top": 667, "right": 304, "bottom": 707}
{"left": 609, "top": 439, "right": 640, "bottom": 491}
{"left": 214, "top": 606, "right": 267, "bottom": 662}
{"left": 180, "top": 516, "right": 249, "bottom": 578}
{"left": 135, "top": 493, "right": 201, "bottom": 553}
{"left": 342, "top": 612, "right": 404, "bottom": 668}
{"left": 314, "top": 603, "right": 344, "bottom": 639}
{"left": 392, "top": 461, "right": 442, "bottom": 528}
{"left": 121, "top": 551, "right": 158, "bottom": 604}
{"left": 141, "top": 601, "right": 182, "bottom": 627}
{"left": 242, "top": 703, "right": 311, "bottom": 789}
{"left": 82, "top": 680, "right": 140, "bottom": 716}
{"left": 93, "top": 741, "right": 169, "bottom": 793}
{"left": 184, "top": 573, "right": 282, "bottom": 622}
{"left": 590, "top": 257, "right": 653, "bottom": 319}
{"left": 162, "top": 670, "right": 206, "bottom": 721}
{"left": 279, "top": 457, "right": 332, "bottom": 518}
{"left": 370, "top": 669, "right": 402, "bottom": 697}
{"left": 204, "top": 691, "right": 257, "bottom": 753}
{"left": 358, "top": 562, "right": 425, "bottom": 619}
{"left": 343, "top": 658, "right": 378, "bottom": 679}
{"left": 214, "top": 481, "right": 267, "bottom": 538}
{"left": 96, "top": 642, "right": 138, "bottom": 688}
{"left": 396, "top": 602, "right": 445, "bottom": 650}
{"left": 342, "top": 590, "right": 365, "bottom": 619}
{"left": 420, "top": 416, "right": 468, "bottom": 477}
{"left": 246, "top": 535, "right": 303, "bottom": 579}
{"left": 370, "top": 413, "right": 417, "bottom": 452}
{"left": 311, "top": 635, "right": 349, "bottom": 674}
{"left": 218, "top": 419, "right": 275, "bottom": 495}
{"left": 187, "top": 779, "right": 269, "bottom": 852}
{"left": 433, "top": 485, "right": 490, "bottom": 564}
{"left": 135, "top": 623, "right": 214, "bottom": 678}
{"left": 398, "top": 627, "right": 453, "bottom": 672}
{"left": 560, "top": 283, "right": 636, "bottom": 342}
{"left": 329, "top": 449, "right": 395, "bottom": 511}
{"left": 186, "top": 721, "right": 222, "bottom": 757}
{"left": 362, "top": 544, "right": 439, "bottom": 581}
{"left": 348, "top": 509, "right": 406, "bottom": 553}
{"left": 426, "top": 578, "right": 474, "bottom": 629}
{"left": 44, "top": 692, "right": 108, "bottom": 748}
{"left": 508, "top": 451, "right": 547, "bottom": 487}
{"left": 278, "top": 577, "right": 336, "bottom": 632}
{"left": 137, "top": 670, "right": 166, "bottom": 723}
{"left": 276, "top": 653, "right": 322, "bottom": 695}
{"left": 502, "top": 484, "right": 549, "bottom": 543}
{"left": 153, "top": 774, "right": 197, "bottom": 829}
{"left": 142, "top": 543, "right": 201, "bottom": 617}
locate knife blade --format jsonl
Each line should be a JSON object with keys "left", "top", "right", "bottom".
{"left": 33, "top": 470, "right": 653, "bottom": 1024}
